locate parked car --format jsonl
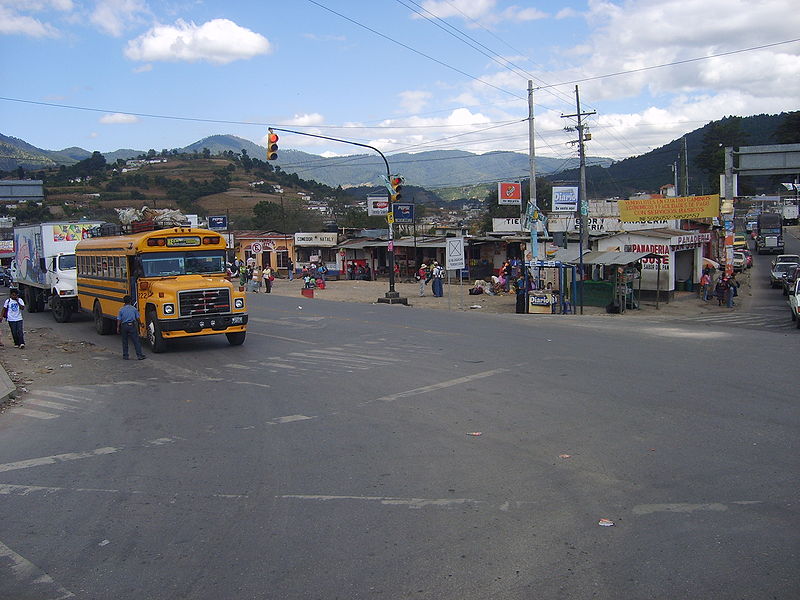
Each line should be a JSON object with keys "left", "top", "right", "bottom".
{"left": 770, "top": 262, "right": 796, "bottom": 288}
{"left": 733, "top": 233, "right": 748, "bottom": 250}
{"left": 0, "top": 267, "right": 10, "bottom": 287}
{"left": 738, "top": 248, "right": 753, "bottom": 268}
{"left": 782, "top": 264, "right": 800, "bottom": 296}
{"left": 732, "top": 251, "right": 746, "bottom": 272}
{"left": 789, "top": 277, "right": 800, "bottom": 328}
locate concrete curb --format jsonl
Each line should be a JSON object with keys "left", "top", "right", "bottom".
{"left": 0, "top": 363, "right": 16, "bottom": 403}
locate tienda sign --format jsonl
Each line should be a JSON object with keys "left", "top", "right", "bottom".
{"left": 619, "top": 194, "right": 720, "bottom": 222}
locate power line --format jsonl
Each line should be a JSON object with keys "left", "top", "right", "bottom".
{"left": 535, "top": 38, "right": 800, "bottom": 90}
{"left": 306, "top": 0, "right": 525, "bottom": 100}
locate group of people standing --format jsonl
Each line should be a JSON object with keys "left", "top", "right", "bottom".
{"left": 229, "top": 260, "right": 274, "bottom": 293}
{"left": 699, "top": 268, "right": 739, "bottom": 308}
{"left": 416, "top": 261, "right": 444, "bottom": 297}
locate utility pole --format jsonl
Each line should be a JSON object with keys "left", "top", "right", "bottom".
{"left": 526, "top": 80, "right": 538, "bottom": 301}
{"left": 561, "top": 85, "right": 595, "bottom": 315}
{"left": 682, "top": 136, "right": 689, "bottom": 196}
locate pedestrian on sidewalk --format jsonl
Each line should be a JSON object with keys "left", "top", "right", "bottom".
{"left": 726, "top": 273, "right": 739, "bottom": 308}
{"left": 715, "top": 276, "right": 730, "bottom": 306}
{"left": 416, "top": 263, "right": 428, "bottom": 296}
{"left": 116, "top": 295, "right": 145, "bottom": 360}
{"left": 432, "top": 261, "right": 444, "bottom": 297}
{"left": 1, "top": 288, "right": 25, "bottom": 348}
{"left": 699, "top": 269, "right": 712, "bottom": 301}
{"left": 262, "top": 266, "right": 273, "bottom": 293}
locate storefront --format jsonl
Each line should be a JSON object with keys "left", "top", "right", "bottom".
{"left": 596, "top": 228, "right": 709, "bottom": 293}
{"left": 294, "top": 232, "right": 341, "bottom": 276}
{"left": 233, "top": 231, "right": 294, "bottom": 274}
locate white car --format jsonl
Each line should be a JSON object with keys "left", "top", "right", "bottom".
{"left": 789, "top": 277, "right": 800, "bottom": 328}
{"left": 732, "top": 252, "right": 746, "bottom": 272}
{"left": 772, "top": 254, "right": 800, "bottom": 268}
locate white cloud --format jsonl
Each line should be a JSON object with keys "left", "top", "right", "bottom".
{"left": 89, "top": 131, "right": 98, "bottom": 138}
{"left": 416, "top": 0, "right": 546, "bottom": 26}
{"left": 555, "top": 7, "right": 579, "bottom": 19}
{"left": 90, "top": 0, "right": 149, "bottom": 37}
{"left": 132, "top": 63, "right": 152, "bottom": 73}
{"left": 99, "top": 113, "right": 139, "bottom": 124}
{"left": 0, "top": 4, "right": 61, "bottom": 37}
{"left": 124, "top": 18, "right": 271, "bottom": 64}
{"left": 399, "top": 90, "right": 432, "bottom": 113}
{"left": 287, "top": 113, "right": 325, "bottom": 126}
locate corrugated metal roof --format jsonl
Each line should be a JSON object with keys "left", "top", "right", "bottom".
{"left": 580, "top": 251, "right": 663, "bottom": 265}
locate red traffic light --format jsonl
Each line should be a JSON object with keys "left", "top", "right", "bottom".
{"left": 266, "top": 129, "right": 279, "bottom": 161}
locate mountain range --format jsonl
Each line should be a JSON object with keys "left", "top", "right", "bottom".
{"left": 0, "top": 132, "right": 613, "bottom": 189}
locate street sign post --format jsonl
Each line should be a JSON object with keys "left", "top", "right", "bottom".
{"left": 446, "top": 237, "right": 465, "bottom": 270}
{"left": 250, "top": 241, "right": 263, "bottom": 255}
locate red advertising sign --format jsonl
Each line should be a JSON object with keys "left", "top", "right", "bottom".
{"left": 498, "top": 182, "right": 522, "bottom": 205}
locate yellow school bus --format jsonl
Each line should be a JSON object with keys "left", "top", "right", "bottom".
{"left": 76, "top": 226, "right": 247, "bottom": 352}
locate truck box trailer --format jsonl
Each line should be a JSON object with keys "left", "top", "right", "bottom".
{"left": 13, "top": 221, "right": 103, "bottom": 322}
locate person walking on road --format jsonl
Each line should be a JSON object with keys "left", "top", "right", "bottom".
{"left": 2, "top": 288, "right": 25, "bottom": 348}
{"left": 117, "top": 295, "right": 145, "bottom": 360}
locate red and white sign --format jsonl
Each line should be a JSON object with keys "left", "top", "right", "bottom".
{"left": 250, "top": 242, "right": 263, "bottom": 254}
{"left": 498, "top": 182, "right": 522, "bottom": 206}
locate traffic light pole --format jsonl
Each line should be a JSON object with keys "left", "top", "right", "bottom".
{"left": 269, "top": 127, "right": 406, "bottom": 304}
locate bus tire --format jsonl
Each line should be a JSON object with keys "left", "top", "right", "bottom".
{"left": 146, "top": 309, "right": 167, "bottom": 353}
{"left": 51, "top": 296, "right": 72, "bottom": 323}
{"left": 226, "top": 331, "right": 246, "bottom": 346}
{"left": 93, "top": 301, "right": 113, "bottom": 335}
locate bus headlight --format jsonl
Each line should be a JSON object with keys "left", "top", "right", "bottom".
{"left": 163, "top": 303, "right": 175, "bottom": 315}
{"left": 234, "top": 298, "right": 244, "bottom": 309}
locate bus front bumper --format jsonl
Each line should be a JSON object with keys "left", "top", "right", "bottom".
{"left": 160, "top": 313, "right": 249, "bottom": 334}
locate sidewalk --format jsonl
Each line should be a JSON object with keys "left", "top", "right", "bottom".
{"left": 258, "top": 271, "right": 751, "bottom": 320}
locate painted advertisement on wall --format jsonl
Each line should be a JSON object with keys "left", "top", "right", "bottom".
{"left": 619, "top": 194, "right": 720, "bottom": 222}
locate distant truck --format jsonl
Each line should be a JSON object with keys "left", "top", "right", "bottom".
{"left": 755, "top": 213, "right": 784, "bottom": 255}
{"left": 13, "top": 221, "right": 103, "bottom": 322}
{"left": 781, "top": 203, "right": 799, "bottom": 226}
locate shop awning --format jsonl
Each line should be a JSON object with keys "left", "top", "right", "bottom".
{"left": 579, "top": 251, "right": 663, "bottom": 265}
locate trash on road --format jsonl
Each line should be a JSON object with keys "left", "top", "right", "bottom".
{"left": 466, "top": 432, "right": 482, "bottom": 436}
{"left": 60, "top": 364, "right": 72, "bottom": 368}
{"left": 469, "top": 305, "right": 482, "bottom": 309}
{"left": 598, "top": 518, "right": 615, "bottom": 527}
{"left": 558, "top": 454, "right": 571, "bottom": 459}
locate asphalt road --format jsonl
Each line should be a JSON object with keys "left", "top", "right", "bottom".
{"left": 0, "top": 276, "right": 798, "bottom": 598}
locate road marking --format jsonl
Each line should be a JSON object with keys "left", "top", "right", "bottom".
{"left": 633, "top": 502, "right": 730, "bottom": 515}
{"left": 309, "top": 348, "right": 402, "bottom": 362}
{"left": 0, "top": 447, "right": 119, "bottom": 474}
{"left": 247, "top": 331, "right": 315, "bottom": 344}
{"left": 10, "top": 408, "right": 60, "bottom": 420}
{"left": 0, "top": 483, "right": 120, "bottom": 496}
{"left": 279, "top": 494, "right": 484, "bottom": 510}
{"left": 0, "top": 438, "right": 177, "bottom": 474}
{"left": 267, "top": 414, "right": 315, "bottom": 425}
{"left": 0, "top": 539, "right": 75, "bottom": 599}
{"left": 24, "top": 399, "right": 80, "bottom": 412}
{"left": 368, "top": 367, "right": 509, "bottom": 404}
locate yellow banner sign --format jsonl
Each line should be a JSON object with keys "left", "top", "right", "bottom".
{"left": 619, "top": 194, "right": 720, "bottom": 222}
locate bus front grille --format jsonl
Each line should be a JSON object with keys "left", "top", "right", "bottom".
{"left": 178, "top": 288, "right": 231, "bottom": 316}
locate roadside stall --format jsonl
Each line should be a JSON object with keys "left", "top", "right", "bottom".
{"left": 294, "top": 232, "right": 341, "bottom": 278}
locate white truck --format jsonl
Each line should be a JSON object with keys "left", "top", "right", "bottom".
{"left": 781, "top": 203, "right": 799, "bottom": 226}
{"left": 13, "top": 221, "right": 103, "bottom": 322}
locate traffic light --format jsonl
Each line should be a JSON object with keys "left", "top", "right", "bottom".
{"left": 390, "top": 175, "right": 403, "bottom": 202}
{"left": 266, "top": 129, "right": 279, "bottom": 161}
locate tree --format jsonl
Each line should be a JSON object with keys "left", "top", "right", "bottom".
{"left": 202, "top": 147, "right": 211, "bottom": 159}
{"left": 774, "top": 111, "right": 800, "bottom": 144}
{"left": 694, "top": 117, "right": 748, "bottom": 193}
{"left": 253, "top": 200, "right": 284, "bottom": 230}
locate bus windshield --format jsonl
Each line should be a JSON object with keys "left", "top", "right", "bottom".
{"left": 140, "top": 251, "right": 226, "bottom": 277}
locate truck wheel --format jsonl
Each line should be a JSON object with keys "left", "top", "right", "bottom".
{"left": 51, "top": 297, "right": 72, "bottom": 323}
{"left": 146, "top": 309, "right": 167, "bottom": 353}
{"left": 93, "top": 301, "right": 113, "bottom": 335}
{"left": 226, "top": 332, "right": 246, "bottom": 346}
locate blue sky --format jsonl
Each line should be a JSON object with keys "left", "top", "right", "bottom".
{"left": 1, "top": 0, "right": 798, "bottom": 170}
